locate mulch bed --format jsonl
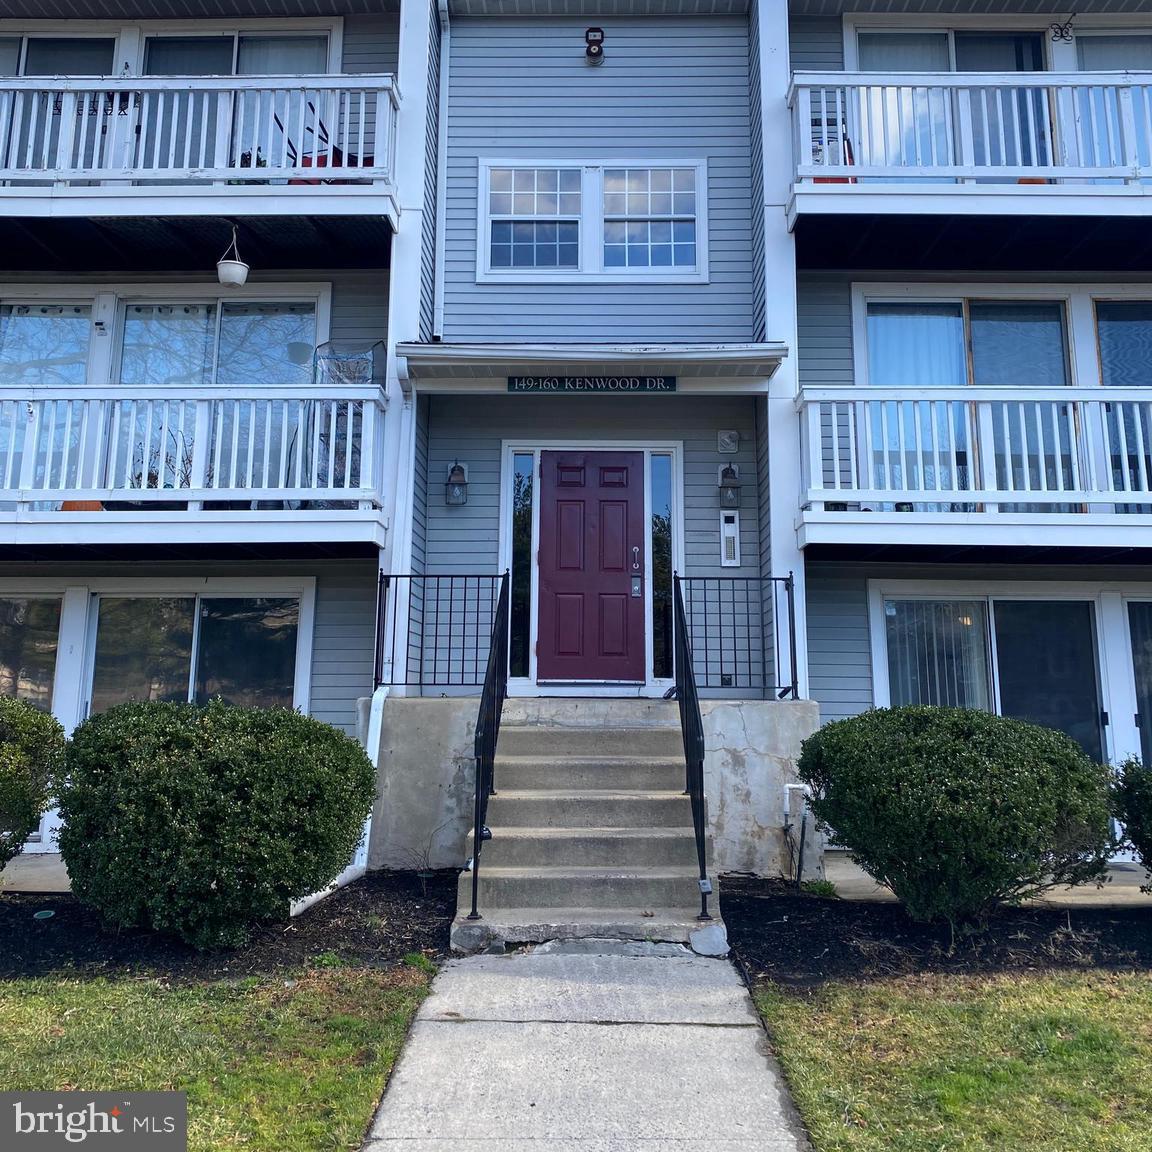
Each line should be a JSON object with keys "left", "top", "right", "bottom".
{"left": 0, "top": 870, "right": 458, "bottom": 982}
{"left": 721, "top": 874, "right": 1152, "bottom": 989}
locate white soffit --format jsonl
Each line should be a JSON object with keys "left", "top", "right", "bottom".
{"left": 449, "top": 0, "right": 749, "bottom": 17}
{"left": 396, "top": 341, "right": 788, "bottom": 381}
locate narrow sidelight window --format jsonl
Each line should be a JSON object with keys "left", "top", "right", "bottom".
{"left": 651, "top": 453, "right": 674, "bottom": 680}
{"left": 509, "top": 453, "right": 534, "bottom": 678}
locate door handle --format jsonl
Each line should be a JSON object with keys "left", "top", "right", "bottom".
{"left": 632, "top": 546, "right": 641, "bottom": 571}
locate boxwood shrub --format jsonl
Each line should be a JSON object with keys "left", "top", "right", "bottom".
{"left": 1114, "top": 757, "right": 1152, "bottom": 887}
{"left": 58, "top": 700, "right": 377, "bottom": 948}
{"left": 0, "top": 698, "right": 66, "bottom": 871}
{"left": 798, "top": 705, "right": 1113, "bottom": 923}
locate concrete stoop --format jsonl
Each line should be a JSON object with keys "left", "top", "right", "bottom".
{"left": 451, "top": 700, "right": 727, "bottom": 955}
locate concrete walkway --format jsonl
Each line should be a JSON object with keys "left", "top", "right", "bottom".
{"left": 364, "top": 941, "right": 808, "bottom": 1151}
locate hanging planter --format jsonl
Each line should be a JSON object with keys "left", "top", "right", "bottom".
{"left": 217, "top": 226, "right": 249, "bottom": 287}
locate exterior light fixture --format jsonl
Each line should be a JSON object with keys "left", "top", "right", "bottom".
{"left": 446, "top": 461, "right": 468, "bottom": 506}
{"left": 718, "top": 463, "right": 741, "bottom": 509}
{"left": 585, "top": 27, "right": 605, "bottom": 66}
{"left": 217, "top": 225, "right": 249, "bottom": 287}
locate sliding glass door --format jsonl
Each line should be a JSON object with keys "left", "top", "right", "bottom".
{"left": 884, "top": 594, "right": 1104, "bottom": 760}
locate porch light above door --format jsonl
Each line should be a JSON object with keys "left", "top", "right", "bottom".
{"left": 446, "top": 462, "right": 469, "bottom": 506}
{"left": 718, "top": 463, "right": 741, "bottom": 509}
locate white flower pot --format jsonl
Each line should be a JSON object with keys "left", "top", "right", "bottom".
{"left": 217, "top": 259, "right": 249, "bottom": 287}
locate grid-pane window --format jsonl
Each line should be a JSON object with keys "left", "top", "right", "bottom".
{"left": 488, "top": 168, "right": 581, "bottom": 270}
{"left": 603, "top": 168, "right": 697, "bottom": 269}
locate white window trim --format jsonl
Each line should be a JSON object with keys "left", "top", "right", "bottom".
{"left": 850, "top": 281, "right": 1152, "bottom": 392}
{"left": 0, "top": 19, "right": 344, "bottom": 74}
{"left": 476, "top": 159, "right": 710, "bottom": 285}
{"left": 0, "top": 281, "right": 331, "bottom": 388}
{"left": 866, "top": 577, "right": 1152, "bottom": 766}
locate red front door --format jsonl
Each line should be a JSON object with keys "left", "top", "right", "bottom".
{"left": 537, "top": 450, "right": 646, "bottom": 683}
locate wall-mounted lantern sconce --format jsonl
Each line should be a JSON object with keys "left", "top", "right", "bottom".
{"left": 718, "top": 463, "right": 741, "bottom": 509}
{"left": 446, "top": 461, "right": 469, "bottom": 506}
{"left": 585, "top": 27, "right": 605, "bottom": 65}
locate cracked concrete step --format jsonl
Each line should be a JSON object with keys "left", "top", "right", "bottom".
{"left": 500, "top": 698, "right": 680, "bottom": 728}
{"left": 493, "top": 754, "right": 684, "bottom": 792}
{"left": 458, "top": 864, "right": 703, "bottom": 910}
{"left": 497, "top": 725, "right": 683, "bottom": 758}
{"left": 449, "top": 907, "right": 718, "bottom": 950}
{"left": 485, "top": 789, "right": 692, "bottom": 828}
{"left": 471, "top": 826, "right": 700, "bottom": 868}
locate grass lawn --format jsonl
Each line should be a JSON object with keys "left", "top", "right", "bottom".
{"left": 0, "top": 966, "right": 431, "bottom": 1151}
{"left": 756, "top": 971, "right": 1152, "bottom": 1152}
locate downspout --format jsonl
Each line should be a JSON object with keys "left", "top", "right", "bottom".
{"left": 432, "top": 0, "right": 451, "bottom": 339}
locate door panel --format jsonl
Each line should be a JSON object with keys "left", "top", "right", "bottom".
{"left": 993, "top": 600, "right": 1104, "bottom": 761}
{"left": 538, "top": 450, "right": 645, "bottom": 682}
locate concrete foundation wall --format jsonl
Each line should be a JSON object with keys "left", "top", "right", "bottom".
{"left": 367, "top": 697, "right": 821, "bottom": 878}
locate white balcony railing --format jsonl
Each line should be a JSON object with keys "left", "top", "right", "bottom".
{"left": 800, "top": 388, "right": 1152, "bottom": 516}
{"left": 790, "top": 71, "right": 1152, "bottom": 184}
{"left": 0, "top": 75, "right": 397, "bottom": 187}
{"left": 0, "top": 385, "right": 386, "bottom": 515}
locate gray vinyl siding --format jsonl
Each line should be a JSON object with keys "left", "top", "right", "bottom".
{"left": 421, "top": 4, "right": 442, "bottom": 340}
{"left": 755, "top": 394, "right": 775, "bottom": 689}
{"left": 424, "top": 395, "right": 761, "bottom": 578}
{"left": 328, "top": 273, "right": 389, "bottom": 347}
{"left": 412, "top": 395, "right": 430, "bottom": 575}
{"left": 0, "top": 559, "right": 376, "bottom": 736}
{"left": 748, "top": 1, "right": 766, "bottom": 342}
{"left": 797, "top": 272, "right": 854, "bottom": 388}
{"left": 788, "top": 16, "right": 844, "bottom": 71}
{"left": 342, "top": 15, "right": 400, "bottom": 75}
{"left": 442, "top": 16, "right": 755, "bottom": 342}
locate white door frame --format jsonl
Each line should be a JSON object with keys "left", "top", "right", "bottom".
{"left": 498, "top": 440, "right": 685, "bottom": 698}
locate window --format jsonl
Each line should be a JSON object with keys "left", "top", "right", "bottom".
{"left": 480, "top": 162, "right": 707, "bottom": 282}
{"left": 118, "top": 300, "right": 316, "bottom": 387}
{"left": 880, "top": 593, "right": 1104, "bottom": 760}
{"left": 89, "top": 594, "right": 301, "bottom": 714}
{"left": 0, "top": 597, "right": 61, "bottom": 712}
{"left": 0, "top": 305, "right": 91, "bottom": 385}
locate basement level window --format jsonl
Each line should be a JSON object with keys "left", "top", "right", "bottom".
{"left": 478, "top": 161, "right": 708, "bottom": 284}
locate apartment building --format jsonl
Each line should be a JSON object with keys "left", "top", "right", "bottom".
{"left": 5, "top": 0, "right": 1147, "bottom": 940}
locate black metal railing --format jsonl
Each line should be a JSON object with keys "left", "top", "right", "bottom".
{"left": 467, "top": 571, "right": 511, "bottom": 921}
{"left": 374, "top": 573, "right": 506, "bottom": 688}
{"left": 672, "top": 575, "right": 712, "bottom": 922}
{"left": 678, "top": 574, "right": 799, "bottom": 700}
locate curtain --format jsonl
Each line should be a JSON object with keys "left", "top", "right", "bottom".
{"left": 969, "top": 301, "right": 1068, "bottom": 386}
{"left": 884, "top": 599, "right": 991, "bottom": 709}
{"left": 867, "top": 303, "right": 965, "bottom": 386}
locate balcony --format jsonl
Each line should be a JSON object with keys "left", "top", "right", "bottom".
{"left": 798, "top": 387, "right": 1152, "bottom": 549}
{"left": 789, "top": 71, "right": 1152, "bottom": 222}
{"left": 0, "top": 383, "right": 387, "bottom": 546}
{"left": 0, "top": 75, "right": 398, "bottom": 223}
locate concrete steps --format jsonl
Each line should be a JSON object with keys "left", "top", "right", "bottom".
{"left": 451, "top": 700, "right": 724, "bottom": 954}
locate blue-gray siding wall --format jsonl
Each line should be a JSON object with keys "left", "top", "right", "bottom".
{"left": 423, "top": 395, "right": 761, "bottom": 578}
{"left": 421, "top": 4, "right": 442, "bottom": 340}
{"left": 748, "top": 1, "right": 766, "bottom": 342}
{"left": 329, "top": 272, "right": 389, "bottom": 346}
{"left": 788, "top": 16, "right": 844, "bottom": 71}
{"left": 797, "top": 272, "right": 853, "bottom": 388}
{"left": 442, "top": 16, "right": 755, "bottom": 342}
{"left": 343, "top": 14, "right": 400, "bottom": 74}
{"left": 754, "top": 394, "right": 775, "bottom": 689}
{"left": 412, "top": 395, "right": 430, "bottom": 575}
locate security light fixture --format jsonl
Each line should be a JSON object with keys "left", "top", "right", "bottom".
{"left": 718, "top": 463, "right": 741, "bottom": 509}
{"left": 585, "top": 27, "right": 605, "bottom": 66}
{"left": 446, "top": 461, "right": 469, "bottom": 506}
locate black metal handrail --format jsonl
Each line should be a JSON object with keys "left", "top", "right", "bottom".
{"left": 672, "top": 573, "right": 712, "bottom": 922}
{"left": 374, "top": 573, "right": 506, "bottom": 688}
{"left": 467, "top": 570, "right": 511, "bottom": 921}
{"left": 678, "top": 574, "right": 799, "bottom": 700}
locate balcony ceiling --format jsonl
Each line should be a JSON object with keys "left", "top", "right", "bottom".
{"left": 795, "top": 213, "right": 1152, "bottom": 273}
{"left": 806, "top": 543, "right": 1152, "bottom": 567}
{"left": 0, "top": 0, "right": 396, "bottom": 16}
{"left": 0, "top": 214, "right": 390, "bottom": 273}
{"left": 790, "top": 0, "right": 1147, "bottom": 14}
{"left": 449, "top": 0, "right": 748, "bottom": 15}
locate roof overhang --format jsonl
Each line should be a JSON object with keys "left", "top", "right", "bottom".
{"left": 395, "top": 342, "right": 789, "bottom": 392}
